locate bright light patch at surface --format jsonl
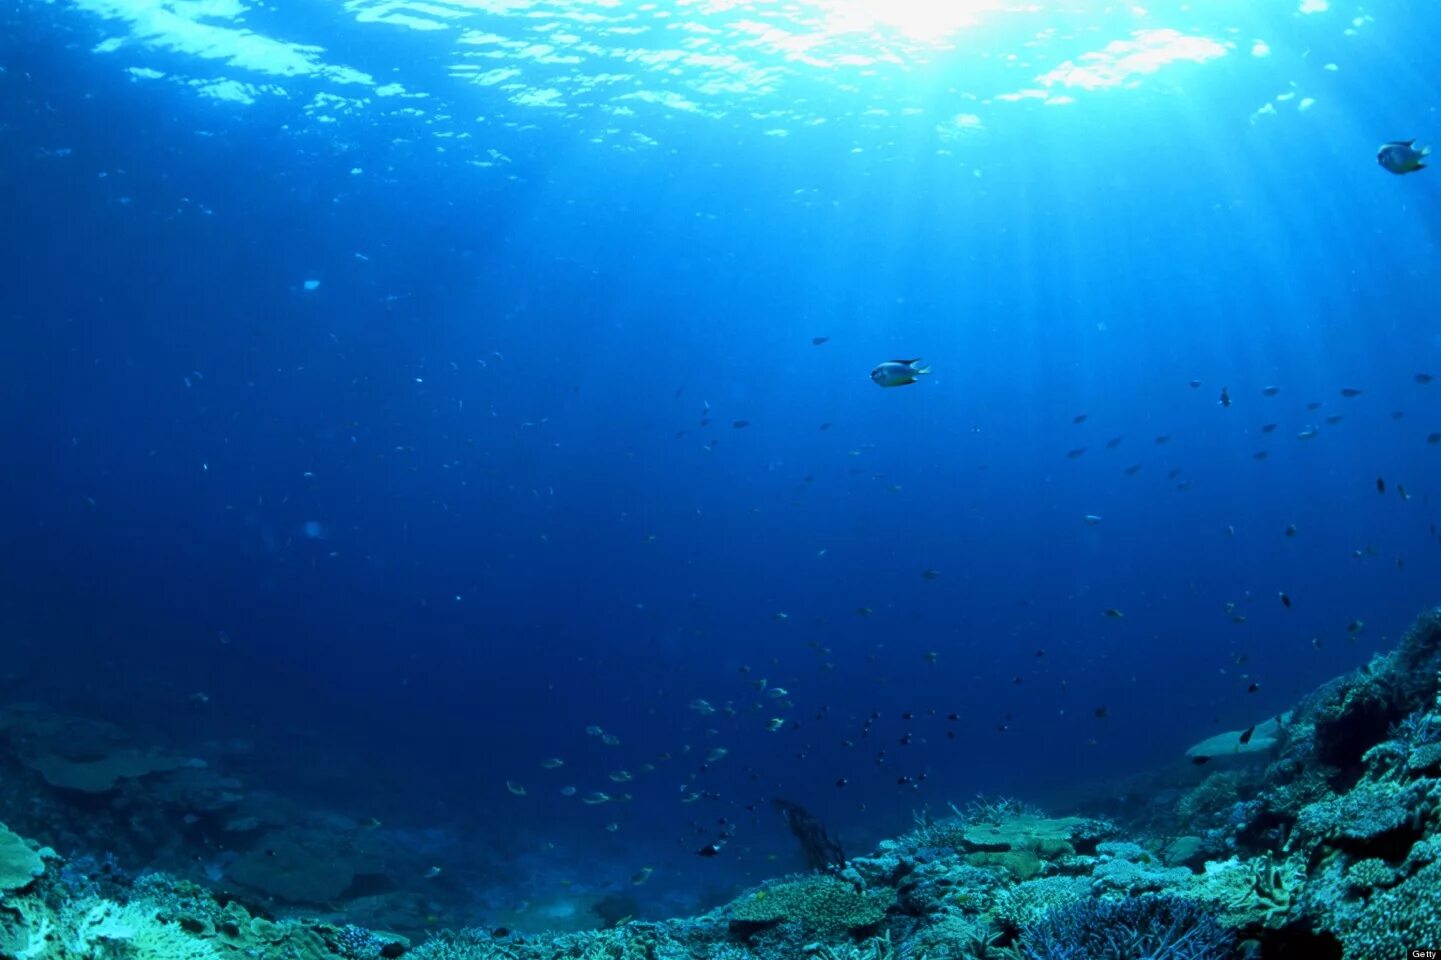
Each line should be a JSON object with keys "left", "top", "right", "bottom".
{"left": 1036, "top": 29, "right": 1229, "bottom": 91}
{"left": 803, "top": 0, "right": 1008, "bottom": 44}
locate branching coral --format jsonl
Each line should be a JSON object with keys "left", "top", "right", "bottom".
{"left": 1016, "top": 894, "right": 1233, "bottom": 960}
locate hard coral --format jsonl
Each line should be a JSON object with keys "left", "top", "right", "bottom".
{"left": 1017, "top": 894, "right": 1233, "bottom": 960}
{"left": 729, "top": 876, "right": 894, "bottom": 935}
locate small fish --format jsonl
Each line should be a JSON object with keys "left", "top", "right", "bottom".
{"left": 1398, "top": 484, "right": 1410, "bottom": 501}
{"left": 766, "top": 718, "right": 785, "bottom": 732}
{"left": 1124, "top": 464, "right": 1141, "bottom": 475}
{"left": 1284, "top": 524, "right": 1297, "bottom": 538}
{"left": 1073, "top": 413, "right": 1089, "bottom": 424}
{"left": 1247, "top": 682, "right": 1260, "bottom": 694}
{"left": 585, "top": 725, "right": 604, "bottom": 737}
{"left": 1377, "top": 139, "right": 1430, "bottom": 175}
{"left": 1429, "top": 433, "right": 1441, "bottom": 445}
{"left": 1094, "top": 706, "right": 1108, "bottom": 719}
{"left": 856, "top": 606, "right": 872, "bottom": 616}
{"left": 1239, "top": 725, "right": 1255, "bottom": 745}
{"left": 1103, "top": 608, "right": 1124, "bottom": 619}
{"left": 1253, "top": 451, "right": 1269, "bottom": 461}
{"left": 812, "top": 336, "right": 830, "bottom": 346}
{"left": 871, "top": 358, "right": 932, "bottom": 388}
{"left": 1262, "top": 386, "right": 1280, "bottom": 397}
{"left": 1339, "top": 388, "right": 1363, "bottom": 398}
{"left": 605, "top": 823, "right": 620, "bottom": 833}
{"left": 582, "top": 792, "right": 612, "bottom": 805}
{"left": 921, "top": 569, "right": 940, "bottom": 580}
{"left": 1261, "top": 424, "right": 1277, "bottom": 434}
{"left": 608, "top": 770, "right": 633, "bottom": 783}
{"left": 1416, "top": 373, "right": 1434, "bottom": 385}
{"left": 1297, "top": 426, "right": 1319, "bottom": 440}
{"left": 1066, "top": 448, "right": 1087, "bottom": 459}
{"left": 505, "top": 781, "right": 526, "bottom": 796}
{"left": 631, "top": 867, "right": 654, "bottom": 885}
{"left": 1348, "top": 619, "right": 1365, "bottom": 634}
{"left": 1219, "top": 386, "right": 1231, "bottom": 407}
{"left": 1279, "top": 592, "right": 1291, "bottom": 608}
{"left": 540, "top": 758, "right": 565, "bottom": 770}
{"left": 1155, "top": 435, "right": 1170, "bottom": 444}
{"left": 1084, "top": 514, "right": 1102, "bottom": 525}
{"left": 923, "top": 650, "right": 939, "bottom": 663}
{"left": 1106, "top": 436, "right": 1123, "bottom": 449}
{"left": 601, "top": 733, "right": 621, "bottom": 746}
{"left": 835, "top": 778, "right": 848, "bottom": 788}
{"left": 1325, "top": 414, "right": 1344, "bottom": 425}
{"left": 732, "top": 420, "right": 750, "bottom": 429}
{"left": 1189, "top": 380, "right": 1201, "bottom": 388}
{"left": 1377, "top": 477, "right": 1386, "bottom": 494}
{"left": 696, "top": 841, "right": 724, "bottom": 857}
{"left": 424, "top": 866, "right": 443, "bottom": 879}
{"left": 560, "top": 786, "right": 577, "bottom": 796}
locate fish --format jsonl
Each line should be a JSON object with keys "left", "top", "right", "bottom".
{"left": 505, "top": 781, "right": 526, "bottom": 796}
{"left": 1429, "top": 434, "right": 1441, "bottom": 445}
{"left": 1066, "top": 448, "right": 1087, "bottom": 459}
{"left": 1325, "top": 415, "right": 1344, "bottom": 425}
{"left": 1253, "top": 451, "right": 1269, "bottom": 461}
{"left": 540, "top": 758, "right": 565, "bottom": 769}
{"left": 585, "top": 725, "right": 604, "bottom": 737}
{"left": 1297, "top": 426, "right": 1319, "bottom": 440}
{"left": 1339, "top": 388, "right": 1363, "bottom": 398}
{"left": 1155, "top": 435, "right": 1170, "bottom": 444}
{"left": 1124, "top": 464, "right": 1142, "bottom": 475}
{"left": 1285, "top": 524, "right": 1297, "bottom": 537}
{"left": 1261, "top": 424, "right": 1277, "bottom": 434}
{"left": 1094, "top": 706, "right": 1108, "bottom": 719}
{"left": 812, "top": 337, "right": 830, "bottom": 346}
{"left": 1189, "top": 380, "right": 1202, "bottom": 388}
{"left": 1106, "top": 436, "right": 1123, "bottom": 449}
{"left": 870, "top": 358, "right": 932, "bottom": 388}
{"left": 1219, "top": 387, "right": 1231, "bottom": 407}
{"left": 1377, "top": 139, "right": 1430, "bottom": 175}
{"left": 835, "top": 778, "right": 848, "bottom": 788}
{"left": 1377, "top": 477, "right": 1386, "bottom": 494}
{"left": 921, "top": 569, "right": 940, "bottom": 580}
{"left": 1247, "top": 682, "right": 1260, "bottom": 693}
{"left": 601, "top": 733, "right": 621, "bottom": 746}
{"left": 1073, "top": 414, "right": 1089, "bottom": 424}
{"left": 582, "top": 792, "right": 612, "bottom": 805}
{"left": 1084, "top": 514, "right": 1103, "bottom": 525}
{"left": 1103, "top": 608, "right": 1124, "bottom": 619}
{"left": 1262, "top": 386, "right": 1280, "bottom": 397}
{"left": 696, "top": 841, "right": 724, "bottom": 857}
{"left": 560, "top": 786, "right": 577, "bottom": 796}
{"left": 732, "top": 420, "right": 750, "bottom": 429}
{"left": 1417, "top": 373, "right": 1434, "bottom": 385}
{"left": 1279, "top": 592, "right": 1292, "bottom": 608}
{"left": 631, "top": 867, "right": 654, "bottom": 885}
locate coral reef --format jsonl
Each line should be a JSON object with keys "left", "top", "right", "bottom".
{"left": 5, "top": 607, "right": 1441, "bottom": 960}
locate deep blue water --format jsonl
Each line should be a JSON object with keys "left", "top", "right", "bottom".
{"left": 2, "top": 0, "right": 1440, "bottom": 926}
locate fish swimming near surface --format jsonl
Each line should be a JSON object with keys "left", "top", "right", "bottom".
{"left": 1378, "top": 139, "right": 1430, "bottom": 174}
{"left": 871, "top": 358, "right": 932, "bottom": 388}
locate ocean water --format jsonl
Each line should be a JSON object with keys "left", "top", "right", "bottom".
{"left": 1, "top": 0, "right": 1439, "bottom": 931}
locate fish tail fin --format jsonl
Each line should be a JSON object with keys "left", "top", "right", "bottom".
{"left": 912, "top": 361, "right": 933, "bottom": 376}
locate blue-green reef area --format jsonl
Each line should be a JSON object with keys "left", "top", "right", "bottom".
{"left": 7, "top": 611, "right": 1441, "bottom": 959}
